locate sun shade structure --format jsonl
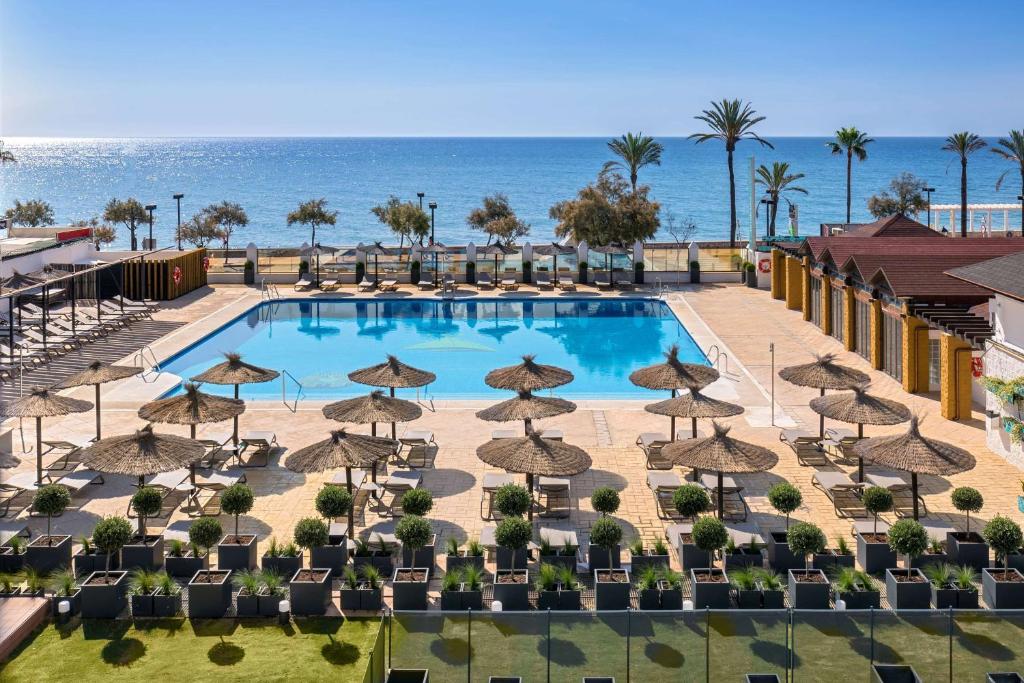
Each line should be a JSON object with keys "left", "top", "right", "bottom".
{"left": 190, "top": 352, "right": 280, "bottom": 444}
{"left": 629, "top": 345, "right": 720, "bottom": 393}
{"left": 348, "top": 355, "right": 436, "bottom": 393}
{"left": 476, "top": 242, "right": 514, "bottom": 278}
{"left": 79, "top": 424, "right": 205, "bottom": 486}
{"left": 56, "top": 362, "right": 143, "bottom": 440}
{"left": 476, "top": 390, "right": 576, "bottom": 434}
{"left": 0, "top": 386, "right": 93, "bottom": 485}
{"left": 357, "top": 242, "right": 389, "bottom": 283}
{"left": 532, "top": 242, "right": 576, "bottom": 276}
{"left": 853, "top": 416, "right": 976, "bottom": 520}
{"left": 663, "top": 422, "right": 778, "bottom": 519}
{"left": 420, "top": 242, "right": 448, "bottom": 287}
{"left": 485, "top": 355, "right": 574, "bottom": 392}
{"left": 285, "top": 429, "right": 399, "bottom": 536}
{"left": 645, "top": 389, "right": 744, "bottom": 440}
{"left": 590, "top": 243, "right": 630, "bottom": 276}
{"left": 322, "top": 389, "right": 422, "bottom": 439}
{"left": 779, "top": 353, "right": 870, "bottom": 437}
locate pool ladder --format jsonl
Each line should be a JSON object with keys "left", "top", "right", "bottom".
{"left": 706, "top": 344, "right": 739, "bottom": 381}
{"left": 134, "top": 345, "right": 162, "bottom": 383}
{"left": 260, "top": 280, "right": 281, "bottom": 301}
{"left": 281, "top": 369, "right": 304, "bottom": 412}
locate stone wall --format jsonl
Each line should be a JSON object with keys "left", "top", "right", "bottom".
{"left": 984, "top": 340, "right": 1024, "bottom": 468}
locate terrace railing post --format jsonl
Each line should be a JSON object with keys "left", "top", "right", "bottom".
{"left": 70, "top": 275, "right": 77, "bottom": 335}
{"left": 41, "top": 284, "right": 48, "bottom": 350}
{"left": 948, "top": 606, "right": 953, "bottom": 683}
{"left": 788, "top": 608, "right": 794, "bottom": 681}
{"left": 546, "top": 608, "right": 551, "bottom": 683}
{"left": 869, "top": 607, "right": 875, "bottom": 668}
{"left": 387, "top": 609, "right": 392, "bottom": 669}
{"left": 626, "top": 608, "right": 631, "bottom": 683}
{"left": 7, "top": 296, "right": 14, "bottom": 367}
{"left": 705, "top": 607, "right": 710, "bottom": 683}
{"left": 466, "top": 608, "right": 471, "bottom": 683}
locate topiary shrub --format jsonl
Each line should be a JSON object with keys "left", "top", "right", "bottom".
{"left": 862, "top": 486, "right": 894, "bottom": 536}
{"left": 952, "top": 487, "right": 984, "bottom": 535}
{"left": 395, "top": 515, "right": 433, "bottom": 559}
{"left": 787, "top": 521, "right": 826, "bottom": 569}
{"left": 590, "top": 517, "right": 623, "bottom": 571}
{"left": 315, "top": 485, "right": 353, "bottom": 521}
{"left": 33, "top": 484, "right": 71, "bottom": 542}
{"left": 410, "top": 260, "right": 420, "bottom": 284}
{"left": 130, "top": 486, "right": 163, "bottom": 539}
{"left": 767, "top": 482, "right": 802, "bottom": 531}
{"left": 984, "top": 516, "right": 1024, "bottom": 570}
{"left": 691, "top": 515, "right": 728, "bottom": 558}
{"left": 93, "top": 516, "right": 133, "bottom": 578}
{"left": 673, "top": 484, "right": 710, "bottom": 519}
{"left": 189, "top": 517, "right": 223, "bottom": 555}
{"left": 495, "top": 517, "right": 533, "bottom": 572}
{"left": 293, "top": 517, "right": 329, "bottom": 551}
{"left": 466, "top": 260, "right": 476, "bottom": 284}
{"left": 888, "top": 518, "right": 928, "bottom": 565}
{"left": 221, "top": 483, "right": 256, "bottom": 541}
{"left": 401, "top": 488, "right": 433, "bottom": 517}
{"left": 494, "top": 483, "right": 532, "bottom": 518}
{"left": 591, "top": 486, "right": 621, "bottom": 516}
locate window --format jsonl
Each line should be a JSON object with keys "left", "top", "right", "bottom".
{"left": 830, "top": 285, "right": 845, "bottom": 342}
{"left": 929, "top": 338, "right": 941, "bottom": 389}
{"left": 808, "top": 276, "right": 822, "bottom": 327}
{"left": 855, "top": 299, "right": 871, "bottom": 360}
{"left": 882, "top": 312, "right": 903, "bottom": 381}
{"left": 644, "top": 246, "right": 689, "bottom": 272}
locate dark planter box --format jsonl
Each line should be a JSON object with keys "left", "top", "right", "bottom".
{"left": 259, "top": 591, "right": 282, "bottom": 617}
{"left": 594, "top": 569, "right": 631, "bottom": 610}
{"left": 988, "top": 674, "right": 1024, "bottom": 683}
{"left": 690, "top": 568, "right": 730, "bottom": 609}
{"left": 746, "top": 676, "right": 780, "bottom": 683}
{"left": 122, "top": 535, "right": 164, "bottom": 571}
{"left": 857, "top": 533, "right": 896, "bottom": 574}
{"left": 392, "top": 567, "right": 430, "bottom": 611}
{"left": 539, "top": 553, "right": 576, "bottom": 572}
{"left": 910, "top": 551, "right": 948, "bottom": 570}
{"left": 353, "top": 553, "right": 394, "bottom": 575}
{"left": 637, "top": 587, "right": 661, "bottom": 610}
{"left": 262, "top": 554, "right": 303, "bottom": 578}
{"left": 557, "top": 589, "right": 581, "bottom": 610}
{"left": 236, "top": 590, "right": 260, "bottom": 617}
{"left": 218, "top": 535, "right": 258, "bottom": 571}
{"left": 496, "top": 546, "right": 529, "bottom": 571}
{"left": 440, "top": 588, "right": 483, "bottom": 611}
{"left": 489, "top": 678, "right": 522, "bottom": 683}
{"left": 983, "top": 568, "right": 1024, "bottom": 609}
{"left": 837, "top": 588, "right": 881, "bottom": 609}
{"left": 0, "top": 548, "right": 25, "bottom": 573}
{"left": 26, "top": 535, "right": 72, "bottom": 574}
{"left": 50, "top": 589, "right": 81, "bottom": 617}
{"left": 588, "top": 544, "right": 622, "bottom": 571}
{"left": 677, "top": 537, "right": 711, "bottom": 571}
{"left": 767, "top": 533, "right": 802, "bottom": 573}
{"left": 166, "top": 551, "right": 208, "bottom": 578}
{"left": 630, "top": 551, "right": 670, "bottom": 575}
{"left": 385, "top": 671, "right": 429, "bottom": 683}
{"left": 735, "top": 587, "right": 762, "bottom": 609}
{"left": 361, "top": 588, "right": 383, "bottom": 611}
{"left": 812, "top": 550, "right": 855, "bottom": 572}
{"left": 341, "top": 586, "right": 362, "bottom": 611}
{"left": 788, "top": 569, "right": 830, "bottom": 609}
{"left": 947, "top": 532, "right": 989, "bottom": 572}
{"left": 723, "top": 549, "right": 763, "bottom": 570}
{"left": 401, "top": 535, "right": 436, "bottom": 569}
{"left": 885, "top": 569, "right": 931, "bottom": 610}
{"left": 73, "top": 550, "right": 117, "bottom": 577}
{"left": 311, "top": 541, "right": 349, "bottom": 579}
{"left": 187, "top": 570, "right": 233, "bottom": 618}
{"left": 691, "top": 266, "right": 700, "bottom": 284}
{"left": 746, "top": 273, "right": 758, "bottom": 289}
{"left": 445, "top": 553, "right": 485, "bottom": 574}
{"left": 660, "top": 583, "right": 683, "bottom": 610}
{"left": 289, "top": 568, "right": 333, "bottom": 615}
{"left": 872, "top": 664, "right": 922, "bottom": 682}
{"left": 153, "top": 590, "right": 182, "bottom": 617}
{"left": 131, "top": 590, "right": 157, "bottom": 617}
{"left": 492, "top": 570, "right": 530, "bottom": 610}
{"left": 80, "top": 571, "right": 128, "bottom": 618}
{"left": 759, "top": 584, "right": 785, "bottom": 609}
{"left": 931, "top": 584, "right": 979, "bottom": 609}
{"left": 440, "top": 589, "right": 464, "bottom": 611}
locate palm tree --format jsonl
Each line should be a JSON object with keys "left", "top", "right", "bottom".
{"left": 942, "top": 132, "right": 987, "bottom": 237}
{"left": 992, "top": 130, "right": 1024, "bottom": 232}
{"left": 604, "top": 132, "right": 664, "bottom": 192}
{"left": 755, "top": 162, "right": 808, "bottom": 236}
{"left": 826, "top": 127, "right": 874, "bottom": 223}
{"left": 690, "top": 100, "right": 773, "bottom": 247}
{"left": 0, "top": 140, "right": 15, "bottom": 164}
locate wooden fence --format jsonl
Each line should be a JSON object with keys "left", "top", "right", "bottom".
{"left": 122, "top": 248, "right": 208, "bottom": 301}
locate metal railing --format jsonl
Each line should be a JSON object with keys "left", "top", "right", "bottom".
{"left": 280, "top": 368, "right": 303, "bottom": 412}
{"left": 134, "top": 345, "right": 161, "bottom": 382}
{"left": 706, "top": 344, "right": 737, "bottom": 381}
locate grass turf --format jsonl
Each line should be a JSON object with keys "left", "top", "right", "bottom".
{"left": 0, "top": 617, "right": 381, "bottom": 682}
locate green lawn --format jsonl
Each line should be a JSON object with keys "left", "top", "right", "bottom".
{"left": 1, "top": 617, "right": 381, "bottom": 682}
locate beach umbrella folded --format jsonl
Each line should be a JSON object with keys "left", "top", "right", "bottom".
{"left": 323, "top": 389, "right": 422, "bottom": 439}
{"left": 645, "top": 389, "right": 743, "bottom": 440}
{"left": 485, "top": 355, "right": 574, "bottom": 392}
{"left": 56, "top": 361, "right": 144, "bottom": 440}
{"left": 630, "top": 345, "right": 719, "bottom": 394}
{"left": 0, "top": 386, "right": 93, "bottom": 485}
{"left": 191, "top": 352, "right": 279, "bottom": 444}
{"left": 779, "top": 353, "right": 870, "bottom": 437}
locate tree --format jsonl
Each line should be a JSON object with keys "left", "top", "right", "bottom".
{"left": 32, "top": 484, "right": 70, "bottom": 543}
{"left": 466, "top": 193, "right": 530, "bottom": 246}
{"left": 494, "top": 516, "right": 533, "bottom": 572}
{"left": 0, "top": 140, "right": 15, "bottom": 164}
{"left": 315, "top": 485, "right": 353, "bottom": 521}
{"left": 93, "top": 516, "right": 133, "bottom": 579}
{"left": 691, "top": 515, "right": 728, "bottom": 566}
{"left": 689, "top": 99, "right": 773, "bottom": 247}
{"left": 888, "top": 519, "right": 928, "bottom": 567}
{"left": 221, "top": 483, "right": 255, "bottom": 541}
{"left": 591, "top": 487, "right": 620, "bottom": 516}
{"left": 201, "top": 201, "right": 249, "bottom": 262}
{"left": 179, "top": 214, "right": 222, "bottom": 248}
{"left": 287, "top": 198, "right": 337, "bottom": 249}
{"left": 4, "top": 199, "right": 55, "bottom": 227}
{"left": 293, "top": 517, "right": 329, "bottom": 550}
{"left": 867, "top": 172, "right": 928, "bottom": 218}
{"left": 862, "top": 486, "right": 894, "bottom": 535}
{"left": 549, "top": 171, "right": 660, "bottom": 246}
{"left": 400, "top": 488, "right": 433, "bottom": 517}
{"left": 72, "top": 217, "right": 117, "bottom": 249}
{"left": 103, "top": 198, "right": 148, "bottom": 250}
{"left": 604, "top": 132, "right": 664, "bottom": 192}
{"left": 590, "top": 516, "right": 623, "bottom": 570}
{"left": 942, "top": 132, "right": 987, "bottom": 237}
{"left": 827, "top": 127, "right": 874, "bottom": 223}
{"left": 787, "top": 522, "right": 826, "bottom": 569}
{"left": 767, "top": 482, "right": 802, "bottom": 531}
{"left": 984, "top": 516, "right": 1024, "bottom": 570}
{"left": 951, "top": 487, "right": 983, "bottom": 535}
{"left": 755, "top": 162, "right": 808, "bottom": 236}
{"left": 189, "top": 517, "right": 223, "bottom": 556}
{"left": 371, "top": 196, "right": 430, "bottom": 252}
{"left": 494, "top": 483, "right": 532, "bottom": 518}
{"left": 673, "top": 484, "right": 710, "bottom": 519}
{"left": 395, "top": 515, "right": 433, "bottom": 561}
{"left": 130, "top": 486, "right": 162, "bottom": 538}
{"left": 992, "top": 130, "right": 1024, "bottom": 231}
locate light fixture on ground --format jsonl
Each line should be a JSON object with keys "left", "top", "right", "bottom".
{"left": 173, "top": 193, "right": 184, "bottom": 250}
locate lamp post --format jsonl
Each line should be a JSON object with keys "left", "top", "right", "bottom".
{"left": 314, "top": 243, "right": 321, "bottom": 289}
{"left": 428, "top": 202, "right": 438, "bottom": 287}
{"left": 923, "top": 186, "right": 935, "bottom": 229}
{"left": 144, "top": 204, "right": 157, "bottom": 248}
{"left": 417, "top": 192, "right": 425, "bottom": 211}
{"left": 1019, "top": 195, "right": 1023, "bottom": 233}
{"left": 173, "top": 193, "right": 184, "bottom": 250}
{"left": 760, "top": 197, "right": 776, "bottom": 237}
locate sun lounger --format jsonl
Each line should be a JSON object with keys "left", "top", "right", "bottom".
{"left": 647, "top": 471, "right": 684, "bottom": 520}
{"left": 780, "top": 428, "right": 829, "bottom": 466}
{"left": 537, "top": 476, "right": 570, "bottom": 518}
{"left": 190, "top": 468, "right": 248, "bottom": 517}
{"left": 481, "top": 471, "right": 516, "bottom": 520}
{"left": 442, "top": 273, "right": 457, "bottom": 291}
{"left": 699, "top": 473, "right": 747, "bottom": 521}
{"left": 397, "top": 429, "right": 434, "bottom": 468}
{"left": 491, "top": 429, "right": 518, "bottom": 440}
{"left": 42, "top": 437, "right": 92, "bottom": 473}
{"left": 557, "top": 276, "right": 576, "bottom": 291}
{"left": 812, "top": 471, "right": 866, "bottom": 518}
{"left": 134, "top": 468, "right": 190, "bottom": 519}
{"left": 378, "top": 469, "right": 422, "bottom": 517}
{"left": 358, "top": 278, "right": 377, "bottom": 292}
{"left": 319, "top": 279, "right": 340, "bottom": 291}
{"left": 593, "top": 274, "right": 611, "bottom": 289}
{"left": 378, "top": 279, "right": 399, "bottom": 292}
{"left": 238, "top": 431, "right": 277, "bottom": 467}
{"left": 615, "top": 277, "right": 633, "bottom": 290}
{"left": 535, "top": 272, "right": 553, "bottom": 289}
{"left": 865, "top": 471, "right": 927, "bottom": 518}
{"left": 850, "top": 518, "right": 891, "bottom": 539}
{"left": 0, "top": 472, "right": 39, "bottom": 517}
{"left": 498, "top": 277, "right": 518, "bottom": 291}
{"left": 294, "top": 275, "right": 313, "bottom": 291}
{"left": 476, "top": 272, "right": 493, "bottom": 289}
{"left": 636, "top": 432, "right": 674, "bottom": 470}
{"left": 197, "top": 432, "right": 239, "bottom": 469}
{"left": 0, "top": 522, "right": 31, "bottom": 545}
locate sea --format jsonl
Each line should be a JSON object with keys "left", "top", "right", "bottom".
{"left": 1, "top": 137, "right": 1020, "bottom": 250}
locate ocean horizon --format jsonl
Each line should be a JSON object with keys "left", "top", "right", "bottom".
{"left": 2, "top": 136, "right": 1021, "bottom": 250}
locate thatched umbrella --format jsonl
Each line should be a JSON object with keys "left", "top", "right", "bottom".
{"left": 590, "top": 243, "right": 629, "bottom": 277}
{"left": 630, "top": 345, "right": 720, "bottom": 399}
{"left": 779, "top": 353, "right": 870, "bottom": 438}
{"left": 323, "top": 389, "right": 422, "bottom": 440}
{"left": 476, "top": 390, "right": 576, "bottom": 435}
{"left": 532, "top": 242, "right": 576, "bottom": 277}
{"left": 485, "top": 355, "right": 573, "bottom": 392}
{"left": 191, "top": 352, "right": 279, "bottom": 445}
{"left": 853, "top": 416, "right": 975, "bottom": 520}
{"left": 348, "top": 355, "right": 436, "bottom": 398}
{"left": 421, "top": 242, "right": 448, "bottom": 287}
{"left": 646, "top": 389, "right": 744, "bottom": 441}
{"left": 664, "top": 422, "right": 778, "bottom": 519}
{"left": 810, "top": 385, "right": 911, "bottom": 482}
{"left": 56, "top": 361, "right": 143, "bottom": 440}
{"left": 285, "top": 429, "right": 398, "bottom": 537}
{"left": 477, "top": 243, "right": 513, "bottom": 279}
{"left": 138, "top": 383, "right": 246, "bottom": 485}
{"left": 0, "top": 387, "right": 92, "bottom": 485}
{"left": 477, "top": 432, "right": 592, "bottom": 520}
{"left": 357, "top": 242, "right": 388, "bottom": 282}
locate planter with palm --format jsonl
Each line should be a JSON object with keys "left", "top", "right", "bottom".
{"left": 942, "top": 132, "right": 986, "bottom": 237}
{"left": 827, "top": 127, "right": 874, "bottom": 223}
{"left": 755, "top": 162, "right": 807, "bottom": 236}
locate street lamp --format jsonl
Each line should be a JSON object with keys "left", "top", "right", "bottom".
{"left": 760, "top": 197, "right": 776, "bottom": 237}
{"left": 428, "top": 201, "right": 437, "bottom": 245}
{"left": 417, "top": 192, "right": 425, "bottom": 211}
{"left": 144, "top": 204, "right": 157, "bottom": 248}
{"left": 923, "top": 186, "right": 935, "bottom": 229}
{"left": 1019, "top": 195, "right": 1023, "bottom": 233}
{"left": 173, "top": 193, "right": 184, "bottom": 250}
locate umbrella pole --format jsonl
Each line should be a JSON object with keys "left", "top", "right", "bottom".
{"left": 391, "top": 421, "right": 396, "bottom": 440}
{"left": 190, "top": 425, "right": 197, "bottom": 487}
{"left": 232, "top": 384, "right": 240, "bottom": 446}
{"left": 371, "top": 422, "right": 377, "bottom": 437}
{"left": 524, "top": 418, "right": 532, "bottom": 436}
{"left": 692, "top": 417, "right": 698, "bottom": 439}
{"left": 35, "top": 416, "right": 43, "bottom": 486}
{"left": 912, "top": 473, "right": 919, "bottom": 521}
{"left": 346, "top": 466, "right": 354, "bottom": 538}
{"left": 527, "top": 472, "right": 534, "bottom": 521}
{"left": 670, "top": 416, "right": 675, "bottom": 441}
{"left": 94, "top": 383, "right": 102, "bottom": 441}
{"left": 819, "top": 388, "right": 825, "bottom": 439}
{"left": 857, "top": 457, "right": 864, "bottom": 484}
{"left": 717, "top": 471, "right": 724, "bottom": 520}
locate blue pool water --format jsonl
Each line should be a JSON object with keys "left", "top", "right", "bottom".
{"left": 160, "top": 298, "right": 706, "bottom": 400}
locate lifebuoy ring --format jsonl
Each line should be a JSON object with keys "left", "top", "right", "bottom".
{"left": 758, "top": 259, "right": 771, "bottom": 273}
{"left": 202, "top": 256, "right": 211, "bottom": 272}
{"left": 971, "top": 357, "right": 983, "bottom": 378}
{"left": 173, "top": 265, "right": 182, "bottom": 285}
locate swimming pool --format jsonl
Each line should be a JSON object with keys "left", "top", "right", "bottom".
{"left": 160, "top": 298, "right": 708, "bottom": 400}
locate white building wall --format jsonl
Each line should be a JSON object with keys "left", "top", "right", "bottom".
{"left": 983, "top": 294, "right": 1024, "bottom": 468}
{"left": 0, "top": 240, "right": 97, "bottom": 279}
{"left": 993, "top": 294, "right": 1024, "bottom": 352}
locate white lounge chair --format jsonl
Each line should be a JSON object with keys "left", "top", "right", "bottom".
{"left": 476, "top": 272, "right": 493, "bottom": 289}
{"left": 294, "top": 274, "right": 313, "bottom": 291}
{"left": 647, "top": 471, "right": 684, "bottom": 520}
{"left": 636, "top": 432, "right": 674, "bottom": 470}
{"left": 593, "top": 274, "right": 611, "bottom": 289}
{"left": 358, "top": 278, "right": 377, "bottom": 292}
{"left": 397, "top": 429, "right": 435, "bottom": 468}
{"left": 498, "top": 277, "right": 518, "bottom": 291}
{"left": 557, "top": 276, "right": 576, "bottom": 291}
{"left": 238, "top": 431, "right": 277, "bottom": 467}
{"left": 812, "top": 471, "right": 866, "bottom": 518}
{"left": 534, "top": 272, "right": 553, "bottom": 288}
{"left": 319, "top": 279, "right": 340, "bottom": 291}
{"left": 378, "top": 279, "right": 399, "bottom": 291}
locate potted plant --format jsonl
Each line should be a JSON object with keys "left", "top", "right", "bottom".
{"left": 262, "top": 536, "right": 303, "bottom": 578}
{"left": 766, "top": 483, "right": 803, "bottom": 572}
{"left": 466, "top": 260, "right": 476, "bottom": 284}
{"left": 258, "top": 570, "right": 286, "bottom": 616}
{"left": 48, "top": 569, "right": 81, "bottom": 616}
{"left": 592, "top": 517, "right": 630, "bottom": 610}
{"left": 833, "top": 567, "right": 880, "bottom": 609}
{"left": 723, "top": 535, "right": 763, "bottom": 570}
{"left": 882, "top": 519, "right": 932, "bottom": 610}
{"left": 0, "top": 573, "right": 20, "bottom": 596}
{"left": 689, "top": 516, "right": 730, "bottom": 609}
{"left": 634, "top": 261, "right": 644, "bottom": 285}
{"left": 1, "top": 536, "right": 27, "bottom": 574}
{"left": 493, "top": 516, "right": 532, "bottom": 610}
{"left": 180, "top": 517, "right": 221, "bottom": 581}
{"left": 924, "top": 563, "right": 979, "bottom": 609}
{"left": 786, "top": 521, "right": 830, "bottom": 609}
{"left": 309, "top": 486, "right": 351, "bottom": 578}
{"left": 440, "top": 565, "right": 472, "bottom": 611}
{"left": 673, "top": 484, "right": 712, "bottom": 569}
{"left": 392, "top": 515, "right": 432, "bottom": 610}
{"left": 911, "top": 536, "right": 948, "bottom": 570}
{"left": 659, "top": 567, "right": 684, "bottom": 609}
{"left": 948, "top": 487, "right": 989, "bottom": 571}
{"left": 289, "top": 567, "right": 332, "bottom": 615}
{"left": 522, "top": 259, "right": 532, "bottom": 284}
{"left": 162, "top": 538, "right": 203, "bottom": 578}
{"left": 352, "top": 534, "right": 395, "bottom": 574}
{"left": 445, "top": 538, "right": 485, "bottom": 573}
{"left": 812, "top": 536, "right": 855, "bottom": 572}
{"left": 152, "top": 570, "right": 182, "bottom": 617}
{"left": 982, "top": 516, "right": 1024, "bottom": 609}
{"left": 534, "top": 563, "right": 559, "bottom": 610}
{"left": 26, "top": 484, "right": 73, "bottom": 574}
{"left": 493, "top": 484, "right": 532, "bottom": 570}
{"left": 218, "top": 483, "right": 257, "bottom": 571}
{"left": 589, "top": 487, "right": 622, "bottom": 570}
{"left": 754, "top": 569, "right": 785, "bottom": 608}
{"left": 731, "top": 567, "right": 762, "bottom": 609}
{"left": 129, "top": 569, "right": 158, "bottom": 617}
{"left": 385, "top": 670, "right": 429, "bottom": 683}
{"left": 400, "top": 489, "right": 436, "bottom": 568}
{"left": 233, "top": 568, "right": 263, "bottom": 617}
{"left": 635, "top": 565, "right": 662, "bottom": 610}
{"left": 746, "top": 261, "right": 758, "bottom": 288}
{"left": 81, "top": 516, "right": 133, "bottom": 618}
{"left": 122, "top": 486, "right": 164, "bottom": 571}
{"left": 856, "top": 487, "right": 896, "bottom": 573}
{"left": 690, "top": 260, "right": 700, "bottom": 284}
{"left": 243, "top": 259, "right": 255, "bottom": 285}
{"left": 188, "top": 566, "right": 232, "bottom": 618}
{"left": 630, "top": 537, "right": 671, "bottom": 574}
{"left": 300, "top": 259, "right": 310, "bottom": 276}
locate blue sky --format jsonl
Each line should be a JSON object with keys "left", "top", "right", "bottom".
{"left": 1, "top": 0, "right": 1020, "bottom": 137}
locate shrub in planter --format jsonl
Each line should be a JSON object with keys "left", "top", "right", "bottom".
{"left": 393, "top": 515, "right": 432, "bottom": 610}
{"left": 163, "top": 538, "right": 206, "bottom": 578}
{"left": 659, "top": 567, "right": 684, "bottom": 609}
{"left": 812, "top": 536, "right": 855, "bottom": 572}
{"left": 857, "top": 487, "right": 896, "bottom": 573}
{"left": 982, "top": 516, "right": 1024, "bottom": 608}
{"left": 48, "top": 569, "right": 81, "bottom": 616}
{"left": 629, "top": 537, "right": 671, "bottom": 574}
{"left": 755, "top": 569, "right": 786, "bottom": 609}
{"left": 257, "top": 570, "right": 286, "bottom": 616}
{"left": 152, "top": 571, "right": 182, "bottom": 617}
{"left": 888, "top": 519, "right": 929, "bottom": 568}
{"left": 885, "top": 567, "right": 931, "bottom": 610}
{"left": 723, "top": 535, "right": 763, "bottom": 570}
{"left": 634, "top": 261, "right": 644, "bottom": 285}
{"left": 233, "top": 569, "right": 263, "bottom": 617}
{"left": 27, "top": 484, "right": 73, "bottom": 574}
{"left": 123, "top": 486, "right": 164, "bottom": 571}
{"left": 949, "top": 487, "right": 989, "bottom": 570}
{"left": 911, "top": 536, "right": 948, "bottom": 570}
{"left": 81, "top": 516, "right": 133, "bottom": 618}
{"left": 788, "top": 522, "right": 826, "bottom": 571}
{"left": 188, "top": 568, "right": 232, "bottom": 618}
{"left": 924, "top": 562, "right": 979, "bottom": 609}
{"left": 262, "top": 536, "right": 303, "bottom": 577}
{"left": 353, "top": 534, "right": 396, "bottom": 574}
{"left": 592, "top": 487, "right": 621, "bottom": 517}
{"left": 690, "top": 516, "right": 730, "bottom": 609}
{"left": 833, "top": 567, "right": 880, "bottom": 609}
{"left": 634, "top": 564, "right": 662, "bottom": 610}
{"left": 466, "top": 260, "right": 476, "bottom": 284}
{"left": 300, "top": 259, "right": 310, "bottom": 275}
{"left": 310, "top": 486, "right": 352, "bottom": 577}
{"left": 766, "top": 483, "right": 803, "bottom": 571}
{"left": 538, "top": 537, "right": 577, "bottom": 572}
{"left": 745, "top": 262, "right": 758, "bottom": 288}
{"left": 690, "top": 261, "right": 701, "bottom": 283}
{"left": 243, "top": 259, "right": 255, "bottom": 285}
{"left": 592, "top": 517, "right": 630, "bottom": 610}
{"left": 186, "top": 516, "right": 222, "bottom": 579}
{"left": 445, "top": 538, "right": 485, "bottom": 573}
{"left": 410, "top": 260, "right": 420, "bottom": 284}
{"left": 1, "top": 536, "right": 27, "bottom": 574}
{"left": 494, "top": 516, "right": 533, "bottom": 610}
{"left": 731, "top": 567, "right": 762, "bottom": 609}
{"left": 494, "top": 485, "right": 532, "bottom": 569}
{"left": 129, "top": 569, "right": 159, "bottom": 617}
{"left": 0, "top": 573, "right": 21, "bottom": 596}
{"left": 294, "top": 516, "right": 334, "bottom": 576}
{"left": 522, "top": 260, "right": 532, "bottom": 284}
{"left": 218, "top": 483, "right": 257, "bottom": 571}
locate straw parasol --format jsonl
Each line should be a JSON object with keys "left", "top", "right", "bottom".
{"left": 190, "top": 352, "right": 280, "bottom": 444}
{"left": 485, "top": 355, "right": 574, "bottom": 392}
{"left": 630, "top": 345, "right": 720, "bottom": 396}
{"left": 78, "top": 424, "right": 205, "bottom": 485}
{"left": 779, "top": 353, "right": 870, "bottom": 438}
{"left": 56, "top": 361, "right": 143, "bottom": 440}
{"left": 532, "top": 242, "right": 576, "bottom": 277}
{"left": 476, "top": 243, "right": 514, "bottom": 279}
{"left": 323, "top": 389, "right": 422, "bottom": 440}
{"left": 663, "top": 422, "right": 778, "bottom": 519}
{"left": 590, "top": 243, "right": 629, "bottom": 276}
{"left": 853, "top": 416, "right": 975, "bottom": 520}
{"left": 421, "top": 242, "right": 448, "bottom": 287}
{"left": 0, "top": 386, "right": 93, "bottom": 485}
{"left": 645, "top": 389, "right": 744, "bottom": 441}
{"left": 348, "top": 355, "right": 436, "bottom": 396}
{"left": 809, "top": 384, "right": 911, "bottom": 481}
{"left": 477, "top": 432, "right": 592, "bottom": 519}
{"left": 285, "top": 429, "right": 398, "bottom": 536}
{"left": 357, "top": 242, "right": 388, "bottom": 282}
{"left": 476, "top": 390, "right": 576, "bottom": 435}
